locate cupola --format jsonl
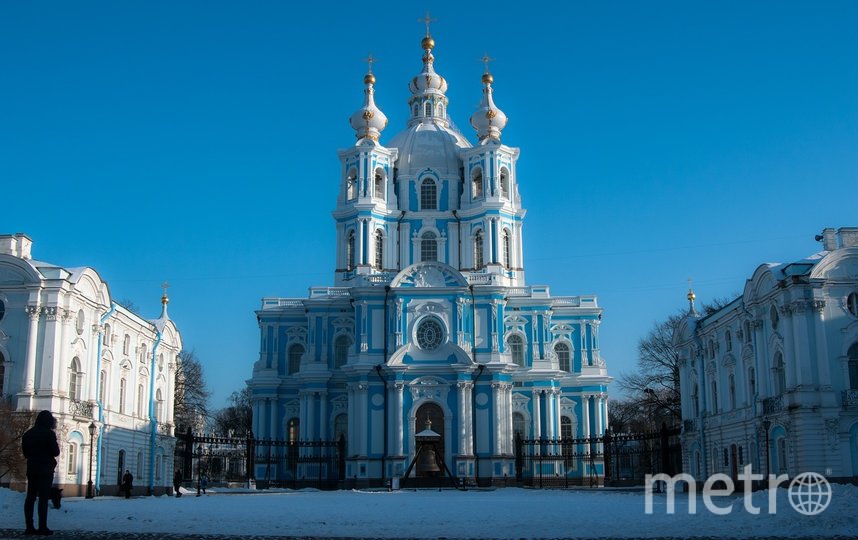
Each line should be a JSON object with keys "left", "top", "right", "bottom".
{"left": 470, "top": 57, "right": 508, "bottom": 142}
{"left": 349, "top": 58, "right": 388, "bottom": 142}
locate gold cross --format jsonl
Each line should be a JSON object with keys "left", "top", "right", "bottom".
{"left": 162, "top": 281, "right": 170, "bottom": 296}
{"left": 364, "top": 53, "right": 377, "bottom": 74}
{"left": 419, "top": 11, "right": 437, "bottom": 36}
{"left": 481, "top": 53, "right": 495, "bottom": 73}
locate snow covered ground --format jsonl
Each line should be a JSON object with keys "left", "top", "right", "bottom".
{"left": 0, "top": 484, "right": 856, "bottom": 538}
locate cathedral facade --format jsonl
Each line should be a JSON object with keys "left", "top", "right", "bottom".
{"left": 248, "top": 32, "right": 611, "bottom": 486}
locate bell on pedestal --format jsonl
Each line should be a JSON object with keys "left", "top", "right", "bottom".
{"left": 416, "top": 446, "right": 441, "bottom": 475}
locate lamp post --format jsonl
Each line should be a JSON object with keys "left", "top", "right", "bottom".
{"left": 86, "top": 422, "right": 96, "bottom": 499}
{"left": 762, "top": 419, "right": 771, "bottom": 479}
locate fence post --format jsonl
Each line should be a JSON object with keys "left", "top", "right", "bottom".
{"left": 246, "top": 432, "right": 255, "bottom": 487}
{"left": 603, "top": 430, "right": 612, "bottom": 487}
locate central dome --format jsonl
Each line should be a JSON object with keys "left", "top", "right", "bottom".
{"left": 388, "top": 121, "right": 471, "bottom": 177}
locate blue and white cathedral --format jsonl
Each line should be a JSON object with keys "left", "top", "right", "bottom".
{"left": 248, "top": 30, "right": 612, "bottom": 486}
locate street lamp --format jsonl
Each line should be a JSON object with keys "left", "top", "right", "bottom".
{"left": 762, "top": 419, "right": 771, "bottom": 478}
{"left": 86, "top": 422, "right": 96, "bottom": 499}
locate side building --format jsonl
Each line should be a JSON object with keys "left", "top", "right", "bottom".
{"left": 0, "top": 233, "right": 181, "bottom": 495}
{"left": 676, "top": 227, "right": 858, "bottom": 483}
{"left": 248, "top": 31, "right": 611, "bottom": 487}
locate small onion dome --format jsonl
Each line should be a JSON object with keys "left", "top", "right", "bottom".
{"left": 470, "top": 70, "right": 508, "bottom": 142}
{"left": 408, "top": 35, "right": 448, "bottom": 96}
{"left": 349, "top": 71, "right": 388, "bottom": 142}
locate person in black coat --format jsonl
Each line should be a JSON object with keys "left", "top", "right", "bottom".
{"left": 173, "top": 469, "right": 182, "bottom": 497}
{"left": 22, "top": 410, "right": 60, "bottom": 536}
{"left": 121, "top": 470, "right": 133, "bottom": 499}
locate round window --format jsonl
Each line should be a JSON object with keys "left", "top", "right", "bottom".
{"left": 416, "top": 318, "right": 444, "bottom": 351}
{"left": 848, "top": 292, "right": 858, "bottom": 318}
{"left": 76, "top": 309, "right": 85, "bottom": 335}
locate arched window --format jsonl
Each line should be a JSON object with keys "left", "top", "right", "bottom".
{"left": 748, "top": 367, "right": 756, "bottom": 399}
{"left": 728, "top": 374, "right": 736, "bottom": 409}
{"left": 288, "top": 344, "right": 303, "bottom": 375}
{"left": 508, "top": 335, "right": 524, "bottom": 366}
{"left": 500, "top": 168, "right": 510, "bottom": 198}
{"left": 68, "top": 357, "right": 82, "bottom": 400}
{"left": 346, "top": 230, "right": 356, "bottom": 270}
{"left": 76, "top": 309, "right": 85, "bottom": 336}
{"left": 474, "top": 230, "right": 484, "bottom": 269}
{"left": 123, "top": 335, "right": 130, "bottom": 355}
{"left": 137, "top": 383, "right": 145, "bottom": 417}
{"left": 725, "top": 330, "right": 732, "bottom": 352}
{"left": 99, "top": 370, "right": 106, "bottom": 403}
{"left": 420, "top": 179, "right": 437, "bottom": 210}
{"left": 502, "top": 229, "right": 511, "bottom": 268}
{"left": 287, "top": 418, "right": 299, "bottom": 443}
{"left": 346, "top": 169, "right": 357, "bottom": 200}
{"left": 555, "top": 342, "right": 570, "bottom": 372}
{"left": 334, "top": 413, "right": 348, "bottom": 443}
{"left": 513, "top": 412, "right": 526, "bottom": 439}
{"left": 334, "top": 335, "right": 350, "bottom": 369}
{"left": 848, "top": 342, "right": 858, "bottom": 390}
{"left": 413, "top": 103, "right": 419, "bottom": 117}
{"left": 425, "top": 100, "right": 433, "bottom": 116}
{"left": 119, "top": 377, "right": 127, "bottom": 414}
{"left": 560, "top": 416, "right": 573, "bottom": 439}
{"left": 155, "top": 389, "right": 164, "bottom": 422}
{"left": 374, "top": 170, "right": 385, "bottom": 200}
{"left": 421, "top": 231, "right": 437, "bottom": 262}
{"left": 67, "top": 443, "right": 78, "bottom": 476}
{"left": 711, "top": 381, "right": 718, "bottom": 413}
{"left": 438, "top": 102, "right": 445, "bottom": 118}
{"left": 374, "top": 230, "right": 384, "bottom": 270}
{"left": 103, "top": 324, "right": 111, "bottom": 346}
{"left": 0, "top": 351, "right": 5, "bottom": 397}
{"left": 848, "top": 292, "right": 858, "bottom": 317}
{"left": 471, "top": 168, "right": 483, "bottom": 199}
{"left": 691, "top": 382, "right": 699, "bottom": 417}
{"left": 773, "top": 352, "right": 786, "bottom": 394}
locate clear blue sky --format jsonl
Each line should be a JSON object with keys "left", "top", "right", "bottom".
{"left": 2, "top": 1, "right": 857, "bottom": 408}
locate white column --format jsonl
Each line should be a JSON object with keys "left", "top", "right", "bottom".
{"left": 546, "top": 390, "right": 555, "bottom": 439}
{"left": 601, "top": 396, "right": 608, "bottom": 435}
{"left": 23, "top": 305, "right": 40, "bottom": 393}
{"left": 581, "top": 395, "right": 590, "bottom": 440}
{"left": 505, "top": 385, "right": 513, "bottom": 454}
{"left": 594, "top": 395, "right": 603, "bottom": 436}
{"left": 492, "top": 383, "right": 502, "bottom": 454}
{"left": 347, "top": 385, "right": 355, "bottom": 455}
{"left": 356, "top": 219, "right": 366, "bottom": 266}
{"left": 532, "top": 390, "right": 541, "bottom": 439}
{"left": 307, "top": 392, "right": 316, "bottom": 440}
{"left": 554, "top": 391, "right": 563, "bottom": 436}
{"left": 357, "top": 383, "right": 368, "bottom": 455}
{"left": 318, "top": 391, "right": 328, "bottom": 440}
{"left": 269, "top": 398, "right": 278, "bottom": 440}
{"left": 457, "top": 382, "right": 468, "bottom": 455}
{"left": 393, "top": 382, "right": 404, "bottom": 456}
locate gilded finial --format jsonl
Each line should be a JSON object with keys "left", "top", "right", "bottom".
{"left": 687, "top": 278, "right": 698, "bottom": 316}
{"left": 161, "top": 281, "right": 170, "bottom": 305}
{"left": 480, "top": 53, "right": 495, "bottom": 84}
{"left": 363, "top": 53, "right": 377, "bottom": 85}
{"left": 419, "top": 11, "right": 436, "bottom": 50}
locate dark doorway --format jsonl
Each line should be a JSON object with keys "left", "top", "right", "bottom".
{"left": 414, "top": 402, "right": 444, "bottom": 477}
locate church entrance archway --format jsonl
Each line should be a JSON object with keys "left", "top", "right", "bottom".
{"left": 414, "top": 402, "right": 444, "bottom": 477}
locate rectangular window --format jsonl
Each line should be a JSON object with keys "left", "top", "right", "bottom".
{"left": 67, "top": 444, "right": 76, "bottom": 475}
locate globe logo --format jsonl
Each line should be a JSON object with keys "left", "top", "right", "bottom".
{"left": 788, "top": 472, "right": 832, "bottom": 516}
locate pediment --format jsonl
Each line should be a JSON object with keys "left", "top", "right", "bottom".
{"left": 391, "top": 262, "right": 468, "bottom": 288}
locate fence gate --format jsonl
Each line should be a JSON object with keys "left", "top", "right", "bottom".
{"left": 174, "top": 430, "right": 345, "bottom": 490}
{"left": 514, "top": 424, "right": 681, "bottom": 488}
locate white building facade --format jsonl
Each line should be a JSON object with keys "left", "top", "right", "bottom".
{"left": 0, "top": 233, "right": 181, "bottom": 495}
{"left": 676, "top": 227, "right": 858, "bottom": 483}
{"left": 248, "top": 32, "right": 611, "bottom": 487}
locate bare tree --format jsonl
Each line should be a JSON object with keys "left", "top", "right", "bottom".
{"left": 618, "top": 296, "right": 737, "bottom": 430}
{"left": 212, "top": 387, "right": 252, "bottom": 437}
{"left": 115, "top": 298, "right": 139, "bottom": 314}
{"left": 0, "top": 399, "right": 35, "bottom": 484}
{"left": 174, "top": 349, "right": 210, "bottom": 434}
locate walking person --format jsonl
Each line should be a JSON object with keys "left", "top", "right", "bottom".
{"left": 173, "top": 469, "right": 183, "bottom": 497}
{"left": 22, "top": 410, "right": 60, "bottom": 536}
{"left": 121, "top": 470, "right": 133, "bottom": 499}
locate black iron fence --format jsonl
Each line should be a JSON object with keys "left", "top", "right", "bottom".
{"left": 174, "top": 430, "right": 346, "bottom": 490}
{"left": 515, "top": 425, "right": 681, "bottom": 488}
